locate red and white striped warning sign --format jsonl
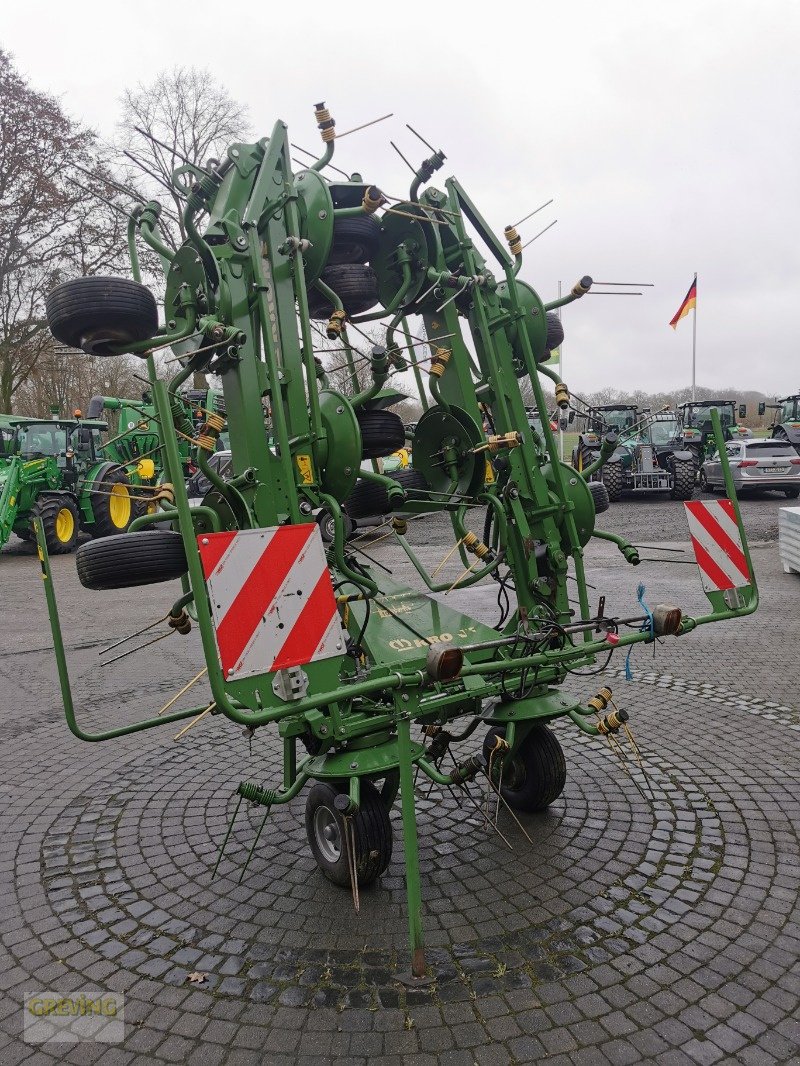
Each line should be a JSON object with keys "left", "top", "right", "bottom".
{"left": 197, "top": 525, "right": 343, "bottom": 680}
{"left": 684, "top": 500, "right": 751, "bottom": 592}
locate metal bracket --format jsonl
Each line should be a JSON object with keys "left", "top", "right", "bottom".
{"left": 723, "top": 587, "right": 746, "bottom": 610}
{"left": 271, "top": 666, "right": 309, "bottom": 702}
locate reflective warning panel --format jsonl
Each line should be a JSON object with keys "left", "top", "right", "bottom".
{"left": 197, "top": 525, "right": 343, "bottom": 680}
{"left": 684, "top": 500, "right": 751, "bottom": 592}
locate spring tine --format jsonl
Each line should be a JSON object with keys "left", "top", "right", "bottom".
{"left": 345, "top": 817, "right": 360, "bottom": 913}
{"left": 405, "top": 123, "right": 438, "bottom": 153}
{"left": 456, "top": 780, "right": 514, "bottom": 851}
{"left": 173, "top": 702, "right": 215, "bottom": 741}
{"left": 238, "top": 805, "right": 273, "bottom": 885}
{"left": 511, "top": 199, "right": 554, "bottom": 229}
{"left": 102, "top": 612, "right": 170, "bottom": 654}
{"left": 100, "top": 628, "right": 173, "bottom": 667}
{"left": 481, "top": 770, "right": 535, "bottom": 846}
{"left": 212, "top": 794, "right": 243, "bottom": 877}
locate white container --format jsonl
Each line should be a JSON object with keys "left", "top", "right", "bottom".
{"left": 779, "top": 506, "right": 800, "bottom": 575}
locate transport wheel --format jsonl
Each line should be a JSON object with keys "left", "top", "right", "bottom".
{"left": 345, "top": 468, "right": 428, "bottom": 520}
{"left": 588, "top": 480, "right": 610, "bottom": 514}
{"left": 31, "top": 495, "right": 80, "bottom": 555}
{"left": 669, "top": 460, "right": 695, "bottom": 500}
{"left": 601, "top": 462, "right": 624, "bottom": 502}
{"left": 46, "top": 276, "right": 158, "bottom": 356}
{"left": 544, "top": 311, "right": 564, "bottom": 355}
{"left": 698, "top": 469, "right": 709, "bottom": 492}
{"left": 76, "top": 531, "right": 188, "bottom": 590}
{"left": 307, "top": 264, "right": 380, "bottom": 319}
{"left": 305, "top": 779, "right": 392, "bottom": 887}
{"left": 357, "top": 409, "right": 405, "bottom": 459}
{"left": 89, "top": 467, "right": 134, "bottom": 536}
{"left": 784, "top": 487, "right": 800, "bottom": 499}
{"left": 327, "top": 216, "right": 381, "bottom": 265}
{"left": 483, "top": 724, "right": 566, "bottom": 812}
{"left": 317, "top": 509, "right": 337, "bottom": 543}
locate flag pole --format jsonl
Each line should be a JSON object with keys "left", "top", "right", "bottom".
{"left": 691, "top": 272, "right": 697, "bottom": 401}
{"left": 557, "top": 280, "right": 563, "bottom": 460}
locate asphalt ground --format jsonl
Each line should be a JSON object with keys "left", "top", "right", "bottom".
{"left": 0, "top": 490, "right": 798, "bottom": 1064}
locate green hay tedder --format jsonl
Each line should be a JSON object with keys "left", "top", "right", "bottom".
{"left": 38, "top": 104, "right": 758, "bottom": 978}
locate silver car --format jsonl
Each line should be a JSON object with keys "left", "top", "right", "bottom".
{"left": 700, "top": 439, "right": 800, "bottom": 498}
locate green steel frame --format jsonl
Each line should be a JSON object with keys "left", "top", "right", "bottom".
{"left": 38, "top": 107, "right": 759, "bottom": 977}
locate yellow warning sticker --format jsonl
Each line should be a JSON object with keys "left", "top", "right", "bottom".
{"left": 484, "top": 459, "right": 495, "bottom": 484}
{"left": 295, "top": 454, "right": 314, "bottom": 484}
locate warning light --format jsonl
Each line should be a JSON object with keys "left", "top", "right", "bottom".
{"left": 73, "top": 409, "right": 82, "bottom": 418}
{"left": 426, "top": 644, "right": 464, "bottom": 683}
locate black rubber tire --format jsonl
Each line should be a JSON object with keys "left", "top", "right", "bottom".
{"left": 317, "top": 510, "right": 337, "bottom": 543}
{"left": 698, "top": 469, "right": 709, "bottom": 493}
{"left": 307, "top": 264, "right": 380, "bottom": 319}
{"left": 15, "top": 528, "right": 33, "bottom": 542}
{"left": 88, "top": 466, "right": 135, "bottom": 536}
{"left": 588, "top": 480, "right": 610, "bottom": 514}
{"left": 670, "top": 460, "right": 695, "bottom": 501}
{"left": 784, "top": 487, "right": 800, "bottom": 499}
{"left": 76, "top": 531, "right": 188, "bottom": 590}
{"left": 545, "top": 311, "right": 564, "bottom": 354}
{"left": 305, "top": 779, "right": 392, "bottom": 887}
{"left": 327, "top": 216, "right": 382, "bottom": 265}
{"left": 483, "top": 725, "right": 566, "bottom": 812}
{"left": 357, "top": 409, "right": 405, "bottom": 460}
{"left": 31, "top": 494, "right": 80, "bottom": 555}
{"left": 46, "top": 276, "right": 158, "bottom": 356}
{"left": 345, "top": 468, "right": 428, "bottom": 520}
{"left": 601, "top": 462, "right": 624, "bottom": 502}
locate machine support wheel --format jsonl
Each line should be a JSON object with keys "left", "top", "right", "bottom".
{"left": 327, "top": 216, "right": 381, "bottom": 265}
{"left": 45, "top": 276, "right": 158, "bottom": 356}
{"left": 669, "top": 460, "right": 695, "bottom": 500}
{"left": 588, "top": 480, "right": 610, "bottom": 514}
{"left": 601, "top": 463, "right": 624, "bottom": 502}
{"left": 307, "top": 264, "right": 380, "bottom": 319}
{"left": 305, "top": 779, "right": 393, "bottom": 887}
{"left": 345, "top": 468, "right": 428, "bottom": 520}
{"left": 483, "top": 725, "right": 567, "bottom": 812}
{"left": 784, "top": 487, "right": 800, "bottom": 499}
{"left": 31, "top": 495, "right": 80, "bottom": 555}
{"left": 357, "top": 409, "right": 406, "bottom": 459}
{"left": 76, "top": 531, "right": 188, "bottom": 590}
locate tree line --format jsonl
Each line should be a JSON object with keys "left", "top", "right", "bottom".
{"left": 0, "top": 50, "right": 248, "bottom": 417}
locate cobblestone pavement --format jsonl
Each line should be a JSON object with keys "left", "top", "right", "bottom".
{"left": 0, "top": 498, "right": 798, "bottom": 1064}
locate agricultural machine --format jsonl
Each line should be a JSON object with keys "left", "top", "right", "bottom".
{"left": 573, "top": 406, "right": 695, "bottom": 501}
{"left": 759, "top": 393, "right": 800, "bottom": 453}
{"left": 678, "top": 399, "right": 749, "bottom": 467}
{"left": 0, "top": 412, "right": 142, "bottom": 554}
{"left": 38, "top": 104, "right": 758, "bottom": 978}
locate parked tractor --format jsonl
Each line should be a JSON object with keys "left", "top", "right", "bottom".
{"left": 759, "top": 393, "right": 800, "bottom": 454}
{"left": 38, "top": 103, "right": 757, "bottom": 978}
{"left": 0, "top": 413, "right": 137, "bottom": 553}
{"left": 573, "top": 406, "right": 694, "bottom": 501}
{"left": 678, "top": 399, "right": 749, "bottom": 468}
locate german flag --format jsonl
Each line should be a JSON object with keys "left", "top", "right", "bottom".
{"left": 670, "top": 277, "right": 697, "bottom": 329}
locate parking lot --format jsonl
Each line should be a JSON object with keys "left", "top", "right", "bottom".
{"left": 0, "top": 491, "right": 798, "bottom": 1064}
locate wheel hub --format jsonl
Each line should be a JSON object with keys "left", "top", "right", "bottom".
{"left": 314, "top": 806, "right": 342, "bottom": 863}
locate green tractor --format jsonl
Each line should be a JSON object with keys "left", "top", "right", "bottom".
{"left": 574, "top": 406, "right": 694, "bottom": 501}
{"left": 759, "top": 393, "right": 800, "bottom": 454}
{"left": 678, "top": 399, "right": 749, "bottom": 468}
{"left": 0, "top": 413, "right": 136, "bottom": 554}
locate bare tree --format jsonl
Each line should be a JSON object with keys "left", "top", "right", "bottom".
{"left": 0, "top": 50, "right": 130, "bottom": 412}
{"left": 117, "top": 68, "right": 250, "bottom": 245}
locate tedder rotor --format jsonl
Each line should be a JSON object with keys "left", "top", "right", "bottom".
{"left": 39, "top": 104, "right": 758, "bottom": 980}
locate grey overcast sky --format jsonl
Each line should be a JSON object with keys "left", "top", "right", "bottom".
{"left": 3, "top": 0, "right": 798, "bottom": 394}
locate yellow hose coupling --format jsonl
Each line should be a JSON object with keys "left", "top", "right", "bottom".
{"left": 587, "top": 686, "right": 613, "bottom": 713}
{"left": 326, "top": 309, "right": 347, "bottom": 340}
{"left": 362, "top": 186, "right": 386, "bottom": 214}
{"left": 504, "top": 225, "right": 522, "bottom": 256}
